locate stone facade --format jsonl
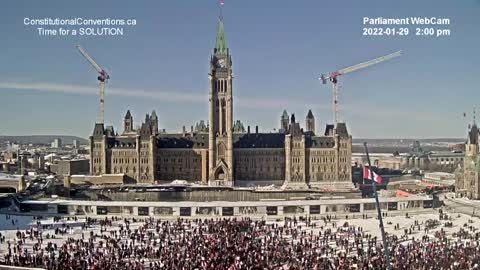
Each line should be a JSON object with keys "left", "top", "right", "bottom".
{"left": 457, "top": 123, "right": 480, "bottom": 199}
{"left": 373, "top": 153, "right": 464, "bottom": 172}
{"left": 89, "top": 18, "right": 352, "bottom": 189}
{"left": 54, "top": 159, "right": 90, "bottom": 176}
{"left": 354, "top": 140, "right": 464, "bottom": 173}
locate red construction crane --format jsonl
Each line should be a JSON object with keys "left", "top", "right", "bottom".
{"left": 76, "top": 45, "right": 110, "bottom": 124}
{"left": 319, "top": 51, "right": 401, "bottom": 128}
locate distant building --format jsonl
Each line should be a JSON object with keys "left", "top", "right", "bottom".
{"left": 17, "top": 151, "right": 30, "bottom": 174}
{"left": 53, "top": 159, "right": 90, "bottom": 176}
{"left": 89, "top": 17, "right": 352, "bottom": 189}
{"left": 362, "top": 141, "right": 464, "bottom": 172}
{"left": 450, "top": 143, "right": 465, "bottom": 152}
{"left": 73, "top": 139, "right": 79, "bottom": 149}
{"left": 70, "top": 174, "right": 128, "bottom": 185}
{"left": 232, "top": 120, "right": 246, "bottom": 133}
{"left": 457, "top": 122, "right": 480, "bottom": 199}
{"left": 2, "top": 151, "right": 17, "bottom": 163}
{"left": 51, "top": 138, "right": 62, "bottom": 149}
{"left": 75, "top": 148, "right": 89, "bottom": 155}
{"left": 0, "top": 162, "right": 11, "bottom": 172}
{"left": 423, "top": 172, "right": 455, "bottom": 186}
{"left": 280, "top": 110, "right": 289, "bottom": 133}
{"left": 38, "top": 155, "right": 45, "bottom": 170}
{"left": 194, "top": 120, "right": 208, "bottom": 133}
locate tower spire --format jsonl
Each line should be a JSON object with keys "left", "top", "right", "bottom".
{"left": 215, "top": 17, "right": 227, "bottom": 54}
{"left": 474, "top": 108, "right": 477, "bottom": 125}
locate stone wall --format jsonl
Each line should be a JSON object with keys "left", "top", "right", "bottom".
{"left": 78, "top": 188, "right": 361, "bottom": 202}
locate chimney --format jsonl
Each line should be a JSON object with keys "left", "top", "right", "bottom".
{"left": 247, "top": 126, "right": 250, "bottom": 134}
{"left": 190, "top": 126, "right": 194, "bottom": 136}
{"left": 255, "top": 126, "right": 258, "bottom": 134}
{"left": 182, "top": 126, "right": 186, "bottom": 136}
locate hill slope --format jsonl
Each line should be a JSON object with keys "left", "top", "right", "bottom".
{"left": 0, "top": 135, "right": 88, "bottom": 145}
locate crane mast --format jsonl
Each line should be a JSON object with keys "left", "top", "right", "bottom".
{"left": 76, "top": 45, "right": 110, "bottom": 125}
{"left": 319, "top": 51, "right": 401, "bottom": 128}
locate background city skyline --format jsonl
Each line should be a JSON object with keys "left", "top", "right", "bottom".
{"left": 0, "top": 0, "right": 478, "bottom": 139}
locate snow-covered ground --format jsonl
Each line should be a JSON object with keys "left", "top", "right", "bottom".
{"left": 0, "top": 206, "right": 477, "bottom": 269}
{"left": 0, "top": 208, "right": 475, "bottom": 258}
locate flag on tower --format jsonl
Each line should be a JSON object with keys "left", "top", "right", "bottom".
{"left": 363, "top": 166, "right": 382, "bottom": 184}
{"left": 219, "top": 0, "right": 224, "bottom": 6}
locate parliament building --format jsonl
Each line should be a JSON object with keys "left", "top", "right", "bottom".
{"left": 89, "top": 18, "right": 352, "bottom": 189}
{"left": 457, "top": 122, "right": 480, "bottom": 199}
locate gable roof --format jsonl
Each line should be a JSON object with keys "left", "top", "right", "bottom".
{"left": 233, "top": 133, "right": 285, "bottom": 148}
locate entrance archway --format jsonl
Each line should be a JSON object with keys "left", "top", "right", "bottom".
{"left": 215, "top": 167, "right": 225, "bottom": 180}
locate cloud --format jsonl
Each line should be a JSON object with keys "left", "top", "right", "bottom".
{"left": 1, "top": 81, "right": 436, "bottom": 122}
{"left": 0, "top": 82, "right": 203, "bottom": 103}
{"left": 0, "top": 81, "right": 452, "bottom": 138}
{"left": 0, "top": 81, "right": 330, "bottom": 110}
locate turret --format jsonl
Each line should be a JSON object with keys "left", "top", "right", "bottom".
{"left": 150, "top": 110, "right": 159, "bottom": 135}
{"left": 280, "top": 110, "right": 289, "bottom": 133}
{"left": 306, "top": 109, "right": 315, "bottom": 135}
{"left": 123, "top": 110, "right": 133, "bottom": 133}
{"left": 466, "top": 123, "right": 479, "bottom": 156}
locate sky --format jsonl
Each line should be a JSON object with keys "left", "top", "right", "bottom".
{"left": 0, "top": 0, "right": 478, "bottom": 139}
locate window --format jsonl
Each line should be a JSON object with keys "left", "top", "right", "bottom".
{"left": 218, "top": 143, "right": 226, "bottom": 158}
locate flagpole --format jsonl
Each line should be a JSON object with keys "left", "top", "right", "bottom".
{"left": 364, "top": 142, "right": 392, "bottom": 270}
{"left": 219, "top": 0, "right": 224, "bottom": 19}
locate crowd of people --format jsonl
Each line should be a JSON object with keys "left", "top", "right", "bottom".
{"left": 0, "top": 212, "right": 479, "bottom": 269}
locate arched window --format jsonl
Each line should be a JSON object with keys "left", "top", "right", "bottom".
{"left": 218, "top": 143, "right": 226, "bottom": 158}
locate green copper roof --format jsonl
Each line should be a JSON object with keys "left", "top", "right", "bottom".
{"left": 282, "top": 110, "right": 289, "bottom": 119}
{"left": 215, "top": 17, "right": 227, "bottom": 54}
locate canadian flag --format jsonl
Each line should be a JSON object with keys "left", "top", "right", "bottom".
{"left": 363, "top": 166, "right": 382, "bottom": 184}
{"left": 219, "top": 0, "right": 224, "bottom": 5}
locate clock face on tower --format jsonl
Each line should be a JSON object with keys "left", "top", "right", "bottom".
{"left": 217, "top": 58, "right": 226, "bottom": 68}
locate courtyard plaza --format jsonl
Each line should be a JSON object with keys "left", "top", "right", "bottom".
{"left": 0, "top": 206, "right": 478, "bottom": 269}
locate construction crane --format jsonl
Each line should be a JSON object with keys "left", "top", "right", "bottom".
{"left": 76, "top": 45, "right": 110, "bottom": 124}
{"left": 319, "top": 50, "right": 401, "bottom": 128}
